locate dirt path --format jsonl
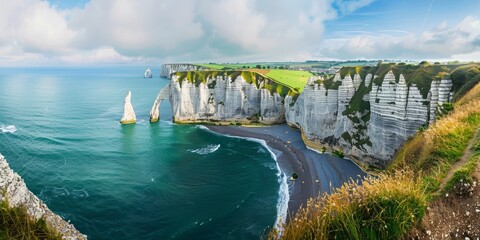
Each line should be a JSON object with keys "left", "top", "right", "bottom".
{"left": 408, "top": 130, "right": 480, "bottom": 239}
{"left": 437, "top": 127, "right": 480, "bottom": 193}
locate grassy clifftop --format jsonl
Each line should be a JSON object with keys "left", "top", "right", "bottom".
{"left": 174, "top": 70, "right": 303, "bottom": 98}
{"left": 271, "top": 82, "right": 480, "bottom": 239}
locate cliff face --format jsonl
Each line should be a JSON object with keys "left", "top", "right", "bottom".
{"left": 286, "top": 71, "right": 453, "bottom": 166}
{"left": 166, "top": 64, "right": 456, "bottom": 166}
{"left": 0, "top": 154, "right": 86, "bottom": 239}
{"left": 170, "top": 74, "right": 285, "bottom": 124}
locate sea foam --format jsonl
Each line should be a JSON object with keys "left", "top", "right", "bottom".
{"left": 199, "top": 126, "right": 289, "bottom": 230}
{"left": 0, "top": 125, "right": 17, "bottom": 133}
{"left": 188, "top": 144, "right": 220, "bottom": 155}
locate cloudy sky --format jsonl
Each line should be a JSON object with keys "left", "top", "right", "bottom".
{"left": 1, "top": 0, "right": 479, "bottom": 65}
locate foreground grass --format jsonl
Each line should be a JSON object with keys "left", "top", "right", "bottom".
{"left": 269, "top": 171, "right": 426, "bottom": 240}
{"left": 272, "top": 82, "right": 480, "bottom": 239}
{"left": 0, "top": 200, "right": 61, "bottom": 240}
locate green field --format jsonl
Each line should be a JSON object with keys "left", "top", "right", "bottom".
{"left": 263, "top": 69, "right": 311, "bottom": 91}
{"left": 194, "top": 63, "right": 311, "bottom": 92}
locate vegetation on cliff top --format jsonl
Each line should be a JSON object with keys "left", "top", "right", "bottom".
{"left": 174, "top": 70, "right": 305, "bottom": 98}
{"left": 329, "top": 62, "right": 480, "bottom": 99}
{"left": 0, "top": 200, "right": 62, "bottom": 239}
{"left": 193, "top": 63, "right": 311, "bottom": 92}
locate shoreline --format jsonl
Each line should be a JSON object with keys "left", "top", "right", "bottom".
{"left": 203, "top": 124, "right": 367, "bottom": 220}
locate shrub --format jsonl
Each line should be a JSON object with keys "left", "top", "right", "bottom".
{"left": 332, "top": 150, "right": 344, "bottom": 158}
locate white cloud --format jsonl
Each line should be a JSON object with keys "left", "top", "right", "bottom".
{"left": 323, "top": 15, "right": 480, "bottom": 60}
{"left": 0, "top": 0, "right": 378, "bottom": 64}
{"left": 0, "top": 0, "right": 75, "bottom": 54}
{"left": 68, "top": 0, "right": 203, "bottom": 56}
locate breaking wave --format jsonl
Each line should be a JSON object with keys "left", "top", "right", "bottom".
{"left": 199, "top": 126, "right": 289, "bottom": 230}
{"left": 0, "top": 125, "right": 17, "bottom": 133}
{"left": 188, "top": 144, "right": 220, "bottom": 155}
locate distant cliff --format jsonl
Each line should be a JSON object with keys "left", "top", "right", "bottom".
{"left": 160, "top": 64, "right": 205, "bottom": 79}
{"left": 170, "top": 71, "right": 294, "bottom": 124}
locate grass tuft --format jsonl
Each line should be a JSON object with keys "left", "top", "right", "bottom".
{"left": 0, "top": 200, "right": 62, "bottom": 240}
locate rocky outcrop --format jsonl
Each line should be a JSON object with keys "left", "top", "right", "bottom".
{"left": 120, "top": 91, "right": 136, "bottom": 124}
{"left": 170, "top": 74, "right": 285, "bottom": 124}
{"left": 144, "top": 68, "right": 153, "bottom": 78}
{"left": 286, "top": 71, "right": 454, "bottom": 166}
{"left": 150, "top": 84, "right": 171, "bottom": 123}
{"left": 149, "top": 91, "right": 161, "bottom": 123}
{"left": 0, "top": 153, "right": 86, "bottom": 239}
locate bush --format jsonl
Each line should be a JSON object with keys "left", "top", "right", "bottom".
{"left": 332, "top": 149, "right": 344, "bottom": 158}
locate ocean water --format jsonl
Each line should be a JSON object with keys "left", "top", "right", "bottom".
{"left": 0, "top": 67, "right": 283, "bottom": 239}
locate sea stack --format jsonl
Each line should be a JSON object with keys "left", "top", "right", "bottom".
{"left": 144, "top": 68, "right": 153, "bottom": 78}
{"left": 149, "top": 91, "right": 161, "bottom": 123}
{"left": 120, "top": 91, "right": 136, "bottom": 124}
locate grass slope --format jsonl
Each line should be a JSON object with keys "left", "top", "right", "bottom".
{"left": 174, "top": 70, "right": 300, "bottom": 98}
{"left": 271, "top": 82, "right": 480, "bottom": 239}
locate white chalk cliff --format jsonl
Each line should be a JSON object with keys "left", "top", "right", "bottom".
{"left": 285, "top": 71, "right": 453, "bottom": 166}
{"left": 120, "top": 91, "right": 136, "bottom": 124}
{"left": 170, "top": 74, "right": 285, "bottom": 124}
{"left": 0, "top": 153, "right": 86, "bottom": 239}
{"left": 160, "top": 64, "right": 204, "bottom": 79}
{"left": 167, "top": 66, "right": 454, "bottom": 166}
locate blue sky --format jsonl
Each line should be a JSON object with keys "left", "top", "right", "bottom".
{"left": 326, "top": 0, "right": 480, "bottom": 36}
{"left": 0, "top": 0, "right": 479, "bottom": 65}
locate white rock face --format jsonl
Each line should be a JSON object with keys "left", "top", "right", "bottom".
{"left": 120, "top": 91, "right": 136, "bottom": 124}
{"left": 0, "top": 154, "right": 86, "bottom": 239}
{"left": 150, "top": 85, "right": 171, "bottom": 122}
{"left": 149, "top": 93, "right": 161, "bottom": 123}
{"left": 144, "top": 68, "right": 153, "bottom": 78}
{"left": 286, "top": 71, "right": 454, "bottom": 166}
{"left": 169, "top": 69, "right": 454, "bottom": 166}
{"left": 170, "top": 75, "right": 285, "bottom": 124}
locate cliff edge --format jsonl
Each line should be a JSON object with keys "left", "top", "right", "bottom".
{"left": 0, "top": 153, "right": 86, "bottom": 239}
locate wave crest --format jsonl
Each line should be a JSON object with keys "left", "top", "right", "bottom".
{"left": 0, "top": 125, "right": 17, "bottom": 133}
{"left": 188, "top": 144, "right": 220, "bottom": 155}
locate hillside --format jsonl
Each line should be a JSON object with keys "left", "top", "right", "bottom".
{"left": 173, "top": 70, "right": 303, "bottom": 98}
{"left": 270, "top": 77, "right": 480, "bottom": 239}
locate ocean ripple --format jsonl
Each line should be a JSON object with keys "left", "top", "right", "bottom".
{"left": 188, "top": 144, "right": 220, "bottom": 155}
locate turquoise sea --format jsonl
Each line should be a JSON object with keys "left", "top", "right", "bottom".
{"left": 0, "top": 67, "right": 283, "bottom": 239}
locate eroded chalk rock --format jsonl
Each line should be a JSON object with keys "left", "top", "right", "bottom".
{"left": 120, "top": 91, "right": 136, "bottom": 124}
